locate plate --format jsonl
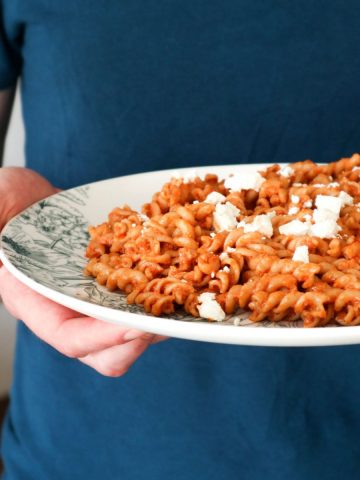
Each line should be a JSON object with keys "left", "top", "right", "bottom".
{"left": 1, "top": 164, "right": 358, "bottom": 347}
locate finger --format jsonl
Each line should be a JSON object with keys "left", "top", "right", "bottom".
{"left": 79, "top": 336, "right": 155, "bottom": 377}
{"left": 0, "top": 268, "right": 151, "bottom": 357}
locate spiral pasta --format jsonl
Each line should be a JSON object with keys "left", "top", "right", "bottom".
{"left": 85, "top": 153, "right": 360, "bottom": 327}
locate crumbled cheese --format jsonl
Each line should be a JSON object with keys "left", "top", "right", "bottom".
{"left": 267, "top": 211, "right": 277, "bottom": 218}
{"left": 303, "top": 200, "right": 312, "bottom": 208}
{"left": 279, "top": 219, "right": 310, "bottom": 236}
{"left": 205, "top": 191, "right": 226, "bottom": 204}
{"left": 310, "top": 219, "right": 341, "bottom": 238}
{"left": 224, "top": 172, "right": 264, "bottom": 192}
{"left": 210, "top": 232, "right": 216, "bottom": 238}
{"left": 222, "top": 266, "right": 230, "bottom": 273}
{"left": 238, "top": 214, "right": 273, "bottom": 238}
{"left": 131, "top": 223, "right": 137, "bottom": 227}
{"left": 279, "top": 165, "right": 294, "bottom": 177}
{"left": 339, "top": 191, "right": 353, "bottom": 207}
{"left": 288, "top": 206, "right": 299, "bottom": 215}
{"left": 313, "top": 208, "right": 338, "bottom": 223}
{"left": 193, "top": 200, "right": 199, "bottom": 204}
{"left": 233, "top": 317, "right": 241, "bottom": 326}
{"left": 139, "top": 213, "right": 150, "bottom": 222}
{"left": 292, "top": 245, "right": 309, "bottom": 263}
{"left": 303, "top": 214, "right": 312, "bottom": 222}
{"left": 211, "top": 272, "right": 215, "bottom": 279}
{"left": 315, "top": 195, "right": 343, "bottom": 215}
{"left": 291, "top": 195, "right": 300, "bottom": 204}
{"left": 219, "top": 252, "right": 229, "bottom": 261}
{"left": 213, "top": 202, "right": 240, "bottom": 231}
{"left": 312, "top": 183, "right": 326, "bottom": 187}
{"left": 328, "top": 182, "right": 340, "bottom": 187}
{"left": 226, "top": 247, "right": 236, "bottom": 253}
{"left": 198, "top": 292, "right": 226, "bottom": 322}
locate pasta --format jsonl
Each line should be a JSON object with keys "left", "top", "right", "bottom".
{"left": 85, "top": 154, "right": 360, "bottom": 327}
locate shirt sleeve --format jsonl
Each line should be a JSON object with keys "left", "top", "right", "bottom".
{"left": 0, "top": 0, "right": 22, "bottom": 90}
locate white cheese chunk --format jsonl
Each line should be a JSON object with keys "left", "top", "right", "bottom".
{"left": 205, "top": 191, "right": 226, "bottom": 204}
{"left": 219, "top": 252, "right": 229, "bottom": 261}
{"left": 291, "top": 194, "right": 300, "bottom": 204}
{"left": 310, "top": 219, "right": 341, "bottom": 238}
{"left": 238, "top": 214, "right": 273, "bottom": 238}
{"left": 313, "top": 208, "right": 338, "bottom": 223}
{"left": 198, "top": 292, "right": 226, "bottom": 322}
{"left": 224, "top": 172, "right": 264, "bottom": 192}
{"left": 279, "top": 219, "right": 310, "bottom": 236}
{"left": 338, "top": 191, "right": 353, "bottom": 207}
{"left": 213, "top": 202, "right": 240, "bottom": 232}
{"left": 279, "top": 165, "right": 294, "bottom": 177}
{"left": 303, "top": 199, "right": 313, "bottom": 208}
{"left": 288, "top": 206, "right": 299, "bottom": 215}
{"left": 292, "top": 245, "right": 309, "bottom": 263}
{"left": 315, "top": 195, "right": 342, "bottom": 215}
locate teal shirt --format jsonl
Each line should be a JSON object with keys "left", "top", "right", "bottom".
{"left": 1, "top": 2, "right": 360, "bottom": 479}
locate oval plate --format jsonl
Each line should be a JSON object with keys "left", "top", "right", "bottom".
{"left": 0, "top": 164, "right": 357, "bottom": 347}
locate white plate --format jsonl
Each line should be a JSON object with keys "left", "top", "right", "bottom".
{"left": 0, "top": 164, "right": 358, "bottom": 347}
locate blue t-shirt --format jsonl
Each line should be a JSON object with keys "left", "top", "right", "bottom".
{"left": 2, "top": 2, "right": 360, "bottom": 479}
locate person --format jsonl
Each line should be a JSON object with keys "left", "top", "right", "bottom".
{"left": 1, "top": 2, "right": 360, "bottom": 479}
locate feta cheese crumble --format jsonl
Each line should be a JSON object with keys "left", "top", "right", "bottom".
{"left": 213, "top": 202, "right": 240, "bottom": 231}
{"left": 292, "top": 245, "right": 309, "bottom": 263}
{"left": 288, "top": 206, "right": 299, "bottom": 215}
{"left": 315, "top": 195, "right": 343, "bottom": 215}
{"left": 338, "top": 191, "right": 353, "bottom": 207}
{"left": 291, "top": 195, "right": 300, "bottom": 204}
{"left": 198, "top": 292, "right": 226, "bottom": 322}
{"left": 205, "top": 191, "right": 226, "bottom": 204}
{"left": 303, "top": 199, "right": 312, "bottom": 208}
{"left": 224, "top": 172, "right": 264, "bottom": 192}
{"left": 310, "top": 219, "right": 341, "bottom": 238}
{"left": 279, "top": 219, "right": 310, "bottom": 236}
{"left": 238, "top": 213, "right": 274, "bottom": 237}
{"left": 279, "top": 165, "right": 294, "bottom": 177}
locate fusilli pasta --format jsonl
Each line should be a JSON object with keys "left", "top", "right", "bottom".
{"left": 85, "top": 154, "right": 360, "bottom": 327}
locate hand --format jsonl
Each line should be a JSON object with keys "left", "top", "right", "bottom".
{"left": 0, "top": 167, "right": 166, "bottom": 376}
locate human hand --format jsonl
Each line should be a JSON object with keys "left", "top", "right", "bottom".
{"left": 0, "top": 167, "right": 166, "bottom": 376}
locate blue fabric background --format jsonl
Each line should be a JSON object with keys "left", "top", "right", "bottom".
{"left": 1, "top": 1, "right": 360, "bottom": 479}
